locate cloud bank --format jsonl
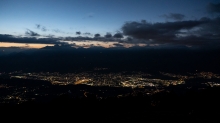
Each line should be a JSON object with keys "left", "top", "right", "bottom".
{"left": 121, "top": 16, "right": 220, "bottom": 49}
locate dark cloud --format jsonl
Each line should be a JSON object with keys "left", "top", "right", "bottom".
{"left": 76, "top": 31, "right": 81, "bottom": 35}
{"left": 64, "top": 35, "right": 118, "bottom": 42}
{"left": 64, "top": 36, "right": 92, "bottom": 41}
{"left": 122, "top": 19, "right": 207, "bottom": 41}
{"left": 0, "top": 34, "right": 14, "bottom": 39}
{"left": 162, "top": 13, "right": 185, "bottom": 21}
{"left": 25, "top": 29, "right": 40, "bottom": 36}
{"left": 94, "top": 33, "right": 101, "bottom": 38}
{"left": 121, "top": 17, "right": 220, "bottom": 49}
{"left": 126, "top": 37, "right": 133, "bottom": 42}
{"left": 0, "top": 34, "right": 63, "bottom": 44}
{"left": 207, "top": 3, "right": 220, "bottom": 14}
{"left": 113, "top": 32, "right": 124, "bottom": 39}
{"left": 104, "top": 33, "right": 112, "bottom": 38}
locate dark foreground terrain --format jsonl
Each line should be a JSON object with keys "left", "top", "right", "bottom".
{"left": 2, "top": 87, "right": 220, "bottom": 123}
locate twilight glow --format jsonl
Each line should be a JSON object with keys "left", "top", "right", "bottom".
{"left": 0, "top": 42, "right": 54, "bottom": 49}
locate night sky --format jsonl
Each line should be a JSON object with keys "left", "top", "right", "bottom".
{"left": 0, "top": 0, "right": 220, "bottom": 50}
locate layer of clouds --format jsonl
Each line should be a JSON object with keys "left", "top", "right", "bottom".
{"left": 64, "top": 36, "right": 92, "bottom": 41}
{"left": 122, "top": 19, "right": 206, "bottom": 41}
{"left": 121, "top": 16, "right": 220, "bottom": 49}
{"left": 0, "top": 34, "right": 63, "bottom": 44}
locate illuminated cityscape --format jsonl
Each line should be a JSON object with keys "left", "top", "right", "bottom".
{"left": 1, "top": 70, "right": 220, "bottom": 105}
